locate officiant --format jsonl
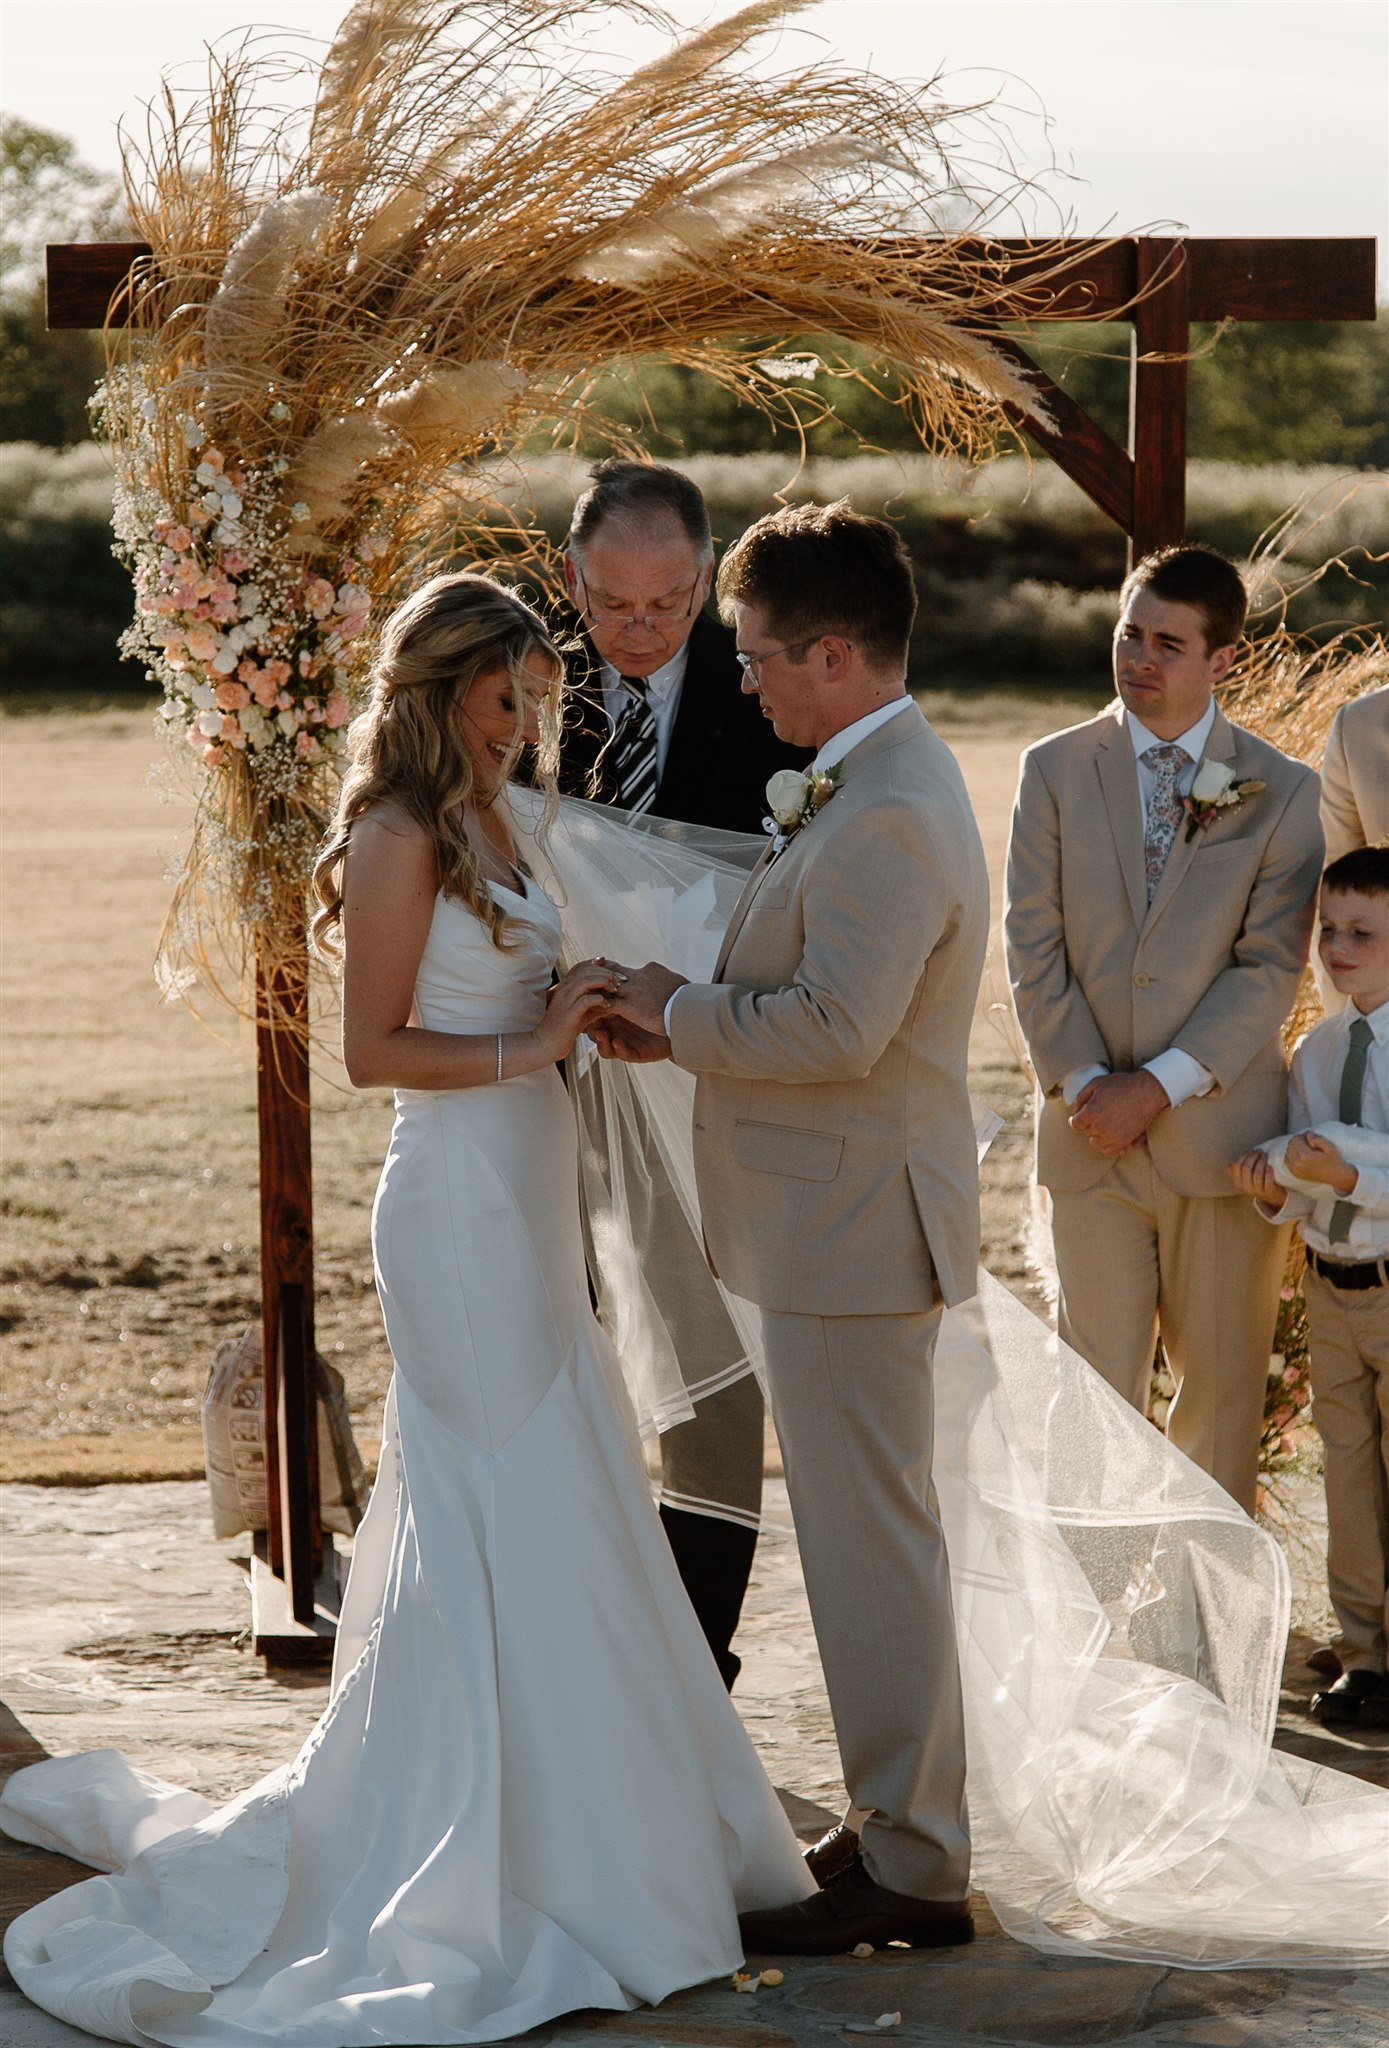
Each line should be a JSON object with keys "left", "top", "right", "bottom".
{"left": 554, "top": 459, "right": 809, "bottom": 1688}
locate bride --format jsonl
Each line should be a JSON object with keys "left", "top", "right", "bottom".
{"left": 4, "top": 571, "right": 1387, "bottom": 2044}
{"left": 0, "top": 572, "right": 814, "bottom": 2045}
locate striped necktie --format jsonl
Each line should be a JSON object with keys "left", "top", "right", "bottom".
{"left": 1328, "top": 1015, "right": 1374, "bottom": 1244}
{"left": 610, "top": 675, "right": 658, "bottom": 814}
{"left": 1142, "top": 742, "right": 1189, "bottom": 904}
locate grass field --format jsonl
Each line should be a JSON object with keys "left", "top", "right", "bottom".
{"left": 0, "top": 689, "right": 1104, "bottom": 1481}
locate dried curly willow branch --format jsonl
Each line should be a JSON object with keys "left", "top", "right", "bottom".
{"left": 101, "top": 0, "right": 1084, "bottom": 1027}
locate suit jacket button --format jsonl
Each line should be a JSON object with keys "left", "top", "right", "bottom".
{"left": 1133, "top": 971, "right": 1151, "bottom": 988}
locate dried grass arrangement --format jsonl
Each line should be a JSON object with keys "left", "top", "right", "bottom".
{"left": 98, "top": 0, "right": 1062, "bottom": 1021}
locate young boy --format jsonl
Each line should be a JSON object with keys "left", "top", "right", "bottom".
{"left": 1230, "top": 844, "right": 1389, "bottom": 1726}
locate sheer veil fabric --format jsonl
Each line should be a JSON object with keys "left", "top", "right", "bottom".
{"left": 518, "top": 791, "right": 1389, "bottom": 1971}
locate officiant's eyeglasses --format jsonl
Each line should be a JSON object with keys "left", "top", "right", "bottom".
{"left": 734, "top": 637, "right": 817, "bottom": 681}
{"left": 576, "top": 573, "right": 704, "bottom": 629}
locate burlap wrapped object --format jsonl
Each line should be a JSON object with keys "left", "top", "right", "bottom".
{"left": 201, "top": 1325, "right": 367, "bottom": 1539}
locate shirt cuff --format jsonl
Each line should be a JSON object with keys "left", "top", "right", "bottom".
{"left": 1142, "top": 1048, "right": 1215, "bottom": 1108}
{"left": 663, "top": 988, "right": 685, "bottom": 1036}
{"left": 1062, "top": 1063, "right": 1109, "bottom": 1106}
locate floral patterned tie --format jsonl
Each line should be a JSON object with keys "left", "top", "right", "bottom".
{"left": 1142, "top": 743, "right": 1189, "bottom": 904}
{"left": 1328, "top": 1015, "right": 1373, "bottom": 1244}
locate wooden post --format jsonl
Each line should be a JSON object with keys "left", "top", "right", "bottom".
{"left": 1129, "top": 238, "right": 1192, "bottom": 564}
{"left": 254, "top": 932, "right": 320, "bottom": 1627}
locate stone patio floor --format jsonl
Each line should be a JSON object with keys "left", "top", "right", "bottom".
{"left": 2, "top": 1478, "right": 1386, "bottom": 2048}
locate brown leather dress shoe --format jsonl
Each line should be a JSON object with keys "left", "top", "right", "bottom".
{"left": 739, "top": 1850, "right": 974, "bottom": 1955}
{"left": 804, "top": 1822, "right": 860, "bottom": 1888}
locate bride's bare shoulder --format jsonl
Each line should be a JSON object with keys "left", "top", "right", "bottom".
{"left": 345, "top": 803, "right": 435, "bottom": 888}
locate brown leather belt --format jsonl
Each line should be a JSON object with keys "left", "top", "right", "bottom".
{"left": 1306, "top": 1247, "right": 1389, "bottom": 1292}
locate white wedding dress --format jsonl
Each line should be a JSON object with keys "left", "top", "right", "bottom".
{"left": 0, "top": 867, "right": 814, "bottom": 2046}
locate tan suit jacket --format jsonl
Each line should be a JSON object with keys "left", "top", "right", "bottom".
{"left": 1321, "top": 686, "right": 1389, "bottom": 860}
{"left": 1005, "top": 701, "right": 1323, "bottom": 1198}
{"left": 670, "top": 704, "right": 989, "bottom": 1315}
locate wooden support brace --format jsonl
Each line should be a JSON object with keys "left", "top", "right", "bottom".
{"left": 1129, "top": 239, "right": 1191, "bottom": 564}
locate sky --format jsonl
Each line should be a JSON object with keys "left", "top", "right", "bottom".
{"left": 2, "top": 0, "right": 1385, "bottom": 274}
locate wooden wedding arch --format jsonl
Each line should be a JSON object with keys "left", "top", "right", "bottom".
{"left": 47, "top": 230, "right": 1378, "bottom": 1656}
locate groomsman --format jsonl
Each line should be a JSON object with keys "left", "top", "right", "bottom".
{"left": 555, "top": 461, "right": 807, "bottom": 1687}
{"left": 1317, "top": 686, "right": 1389, "bottom": 1013}
{"left": 1321, "top": 686, "right": 1389, "bottom": 863}
{"left": 1005, "top": 546, "right": 1324, "bottom": 1512}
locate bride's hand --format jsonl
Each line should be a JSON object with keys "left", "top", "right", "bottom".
{"left": 534, "top": 961, "right": 623, "bottom": 1062}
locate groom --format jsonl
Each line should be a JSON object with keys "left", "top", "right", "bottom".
{"left": 602, "top": 500, "right": 988, "bottom": 1951}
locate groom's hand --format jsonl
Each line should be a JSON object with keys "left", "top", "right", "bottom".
{"left": 590, "top": 1016, "right": 672, "bottom": 1063}
{"left": 1070, "top": 1071, "right": 1169, "bottom": 1156}
{"left": 607, "top": 962, "right": 688, "bottom": 1037}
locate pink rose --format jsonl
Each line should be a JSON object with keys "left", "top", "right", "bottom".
{"left": 215, "top": 680, "right": 250, "bottom": 712}
{"left": 263, "top": 659, "right": 292, "bottom": 688}
{"left": 221, "top": 550, "right": 251, "bottom": 576}
{"left": 202, "top": 743, "right": 228, "bottom": 767}
{"left": 295, "top": 731, "right": 319, "bottom": 760}
{"left": 166, "top": 525, "right": 192, "bottom": 553}
{"left": 324, "top": 690, "right": 349, "bottom": 729}
{"left": 185, "top": 625, "right": 218, "bottom": 661}
{"left": 304, "top": 575, "right": 335, "bottom": 621}
{"left": 219, "top": 714, "right": 240, "bottom": 739}
{"left": 276, "top": 691, "right": 293, "bottom": 711}
{"left": 252, "top": 675, "right": 280, "bottom": 708}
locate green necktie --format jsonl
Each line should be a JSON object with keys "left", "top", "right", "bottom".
{"left": 1328, "top": 1016, "right": 1373, "bottom": 1244}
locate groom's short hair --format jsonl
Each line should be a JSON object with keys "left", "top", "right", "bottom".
{"left": 1120, "top": 545, "right": 1248, "bottom": 653}
{"left": 716, "top": 499, "right": 916, "bottom": 670}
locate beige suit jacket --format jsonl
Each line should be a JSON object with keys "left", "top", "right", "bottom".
{"left": 1005, "top": 700, "right": 1323, "bottom": 1198}
{"left": 1321, "top": 686, "right": 1389, "bottom": 860}
{"left": 669, "top": 705, "right": 989, "bottom": 1316}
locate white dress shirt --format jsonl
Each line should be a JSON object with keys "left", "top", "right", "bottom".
{"left": 663, "top": 696, "right": 914, "bottom": 1034}
{"left": 1260, "top": 996, "right": 1389, "bottom": 1259}
{"left": 599, "top": 643, "right": 690, "bottom": 783}
{"left": 1063, "top": 701, "right": 1219, "bottom": 1112}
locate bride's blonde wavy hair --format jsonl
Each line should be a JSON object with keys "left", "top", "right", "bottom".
{"left": 312, "top": 572, "right": 563, "bottom": 959}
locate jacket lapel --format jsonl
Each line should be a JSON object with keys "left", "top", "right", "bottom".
{"left": 1095, "top": 705, "right": 1148, "bottom": 929}
{"left": 1141, "top": 702, "right": 1238, "bottom": 938}
{"left": 712, "top": 844, "right": 778, "bottom": 980}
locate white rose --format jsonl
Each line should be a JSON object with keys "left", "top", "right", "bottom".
{"left": 211, "top": 648, "right": 238, "bottom": 674}
{"left": 196, "top": 708, "right": 224, "bottom": 737}
{"left": 277, "top": 709, "right": 298, "bottom": 736}
{"left": 237, "top": 584, "right": 263, "bottom": 617}
{"left": 189, "top": 682, "right": 217, "bottom": 710}
{"left": 766, "top": 768, "right": 810, "bottom": 825}
{"left": 1190, "top": 759, "right": 1235, "bottom": 803}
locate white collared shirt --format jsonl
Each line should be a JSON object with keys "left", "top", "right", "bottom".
{"left": 1261, "top": 996, "right": 1389, "bottom": 1258}
{"left": 809, "top": 695, "right": 913, "bottom": 777}
{"left": 598, "top": 643, "right": 690, "bottom": 782}
{"left": 1126, "top": 698, "right": 1218, "bottom": 829}
{"left": 1063, "top": 698, "right": 1220, "bottom": 1112}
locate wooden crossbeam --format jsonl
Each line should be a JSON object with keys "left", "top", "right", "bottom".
{"left": 46, "top": 235, "right": 1378, "bottom": 330}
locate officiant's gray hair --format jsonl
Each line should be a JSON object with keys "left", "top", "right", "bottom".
{"left": 568, "top": 460, "right": 713, "bottom": 562}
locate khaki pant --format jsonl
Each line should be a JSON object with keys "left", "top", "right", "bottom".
{"left": 1050, "top": 1148, "right": 1290, "bottom": 1514}
{"left": 1304, "top": 1265, "right": 1389, "bottom": 1674}
{"left": 758, "top": 1303, "right": 970, "bottom": 1903}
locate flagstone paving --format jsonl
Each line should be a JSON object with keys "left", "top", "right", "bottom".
{"left": 2, "top": 1479, "right": 1386, "bottom": 2048}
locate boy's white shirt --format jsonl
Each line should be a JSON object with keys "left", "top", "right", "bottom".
{"left": 1258, "top": 995, "right": 1389, "bottom": 1258}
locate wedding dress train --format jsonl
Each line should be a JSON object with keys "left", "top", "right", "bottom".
{"left": 0, "top": 869, "right": 814, "bottom": 2045}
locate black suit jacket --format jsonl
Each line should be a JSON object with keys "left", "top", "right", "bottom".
{"left": 554, "top": 610, "right": 811, "bottom": 836}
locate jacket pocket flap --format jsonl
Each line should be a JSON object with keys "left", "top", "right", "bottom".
{"left": 733, "top": 1119, "right": 843, "bottom": 1181}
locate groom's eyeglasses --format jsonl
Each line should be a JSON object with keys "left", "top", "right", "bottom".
{"left": 734, "top": 638, "right": 819, "bottom": 681}
{"left": 576, "top": 572, "right": 705, "bottom": 630}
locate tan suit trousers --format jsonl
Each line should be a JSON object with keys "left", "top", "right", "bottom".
{"left": 758, "top": 1303, "right": 970, "bottom": 1902}
{"left": 1050, "top": 1150, "right": 1290, "bottom": 1514}
{"left": 1304, "top": 1266, "right": 1389, "bottom": 1673}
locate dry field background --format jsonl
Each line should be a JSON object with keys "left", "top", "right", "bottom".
{"left": 1, "top": 690, "right": 1102, "bottom": 1482}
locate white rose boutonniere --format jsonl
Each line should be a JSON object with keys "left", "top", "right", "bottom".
{"left": 1183, "top": 759, "right": 1265, "bottom": 841}
{"left": 763, "top": 763, "right": 841, "bottom": 849}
